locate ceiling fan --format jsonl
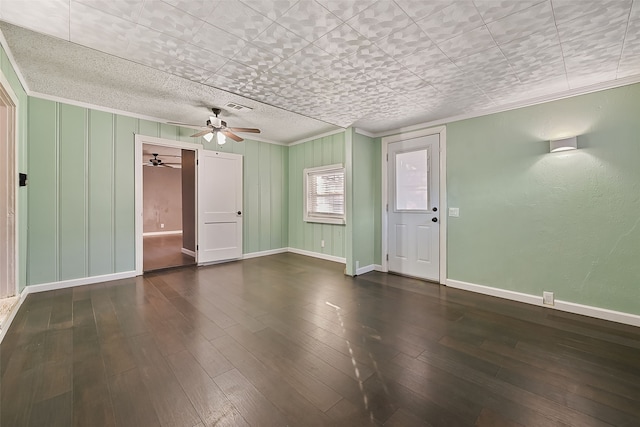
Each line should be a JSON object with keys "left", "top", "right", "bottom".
{"left": 189, "top": 108, "right": 260, "bottom": 144}
{"left": 144, "top": 153, "right": 180, "bottom": 168}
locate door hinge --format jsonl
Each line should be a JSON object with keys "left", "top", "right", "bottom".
{"left": 386, "top": 254, "right": 389, "bottom": 261}
{"left": 386, "top": 203, "right": 388, "bottom": 212}
{"left": 196, "top": 245, "right": 199, "bottom": 250}
{"left": 386, "top": 153, "right": 388, "bottom": 161}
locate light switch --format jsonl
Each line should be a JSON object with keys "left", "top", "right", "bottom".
{"left": 449, "top": 207, "right": 459, "bottom": 217}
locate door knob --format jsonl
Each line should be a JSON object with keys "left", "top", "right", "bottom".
{"left": 432, "top": 217, "right": 438, "bottom": 222}
{"left": 237, "top": 211, "right": 242, "bottom": 215}
{"left": 432, "top": 207, "right": 438, "bottom": 212}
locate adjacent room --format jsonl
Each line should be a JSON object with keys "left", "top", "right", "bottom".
{"left": 1, "top": 1, "right": 639, "bottom": 426}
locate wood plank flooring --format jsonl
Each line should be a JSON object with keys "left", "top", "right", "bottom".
{"left": 143, "top": 234, "right": 195, "bottom": 272}
{"left": 2, "top": 253, "right": 639, "bottom": 426}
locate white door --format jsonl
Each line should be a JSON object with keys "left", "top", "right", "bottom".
{"left": 198, "top": 150, "right": 243, "bottom": 264}
{"left": 388, "top": 134, "right": 440, "bottom": 281}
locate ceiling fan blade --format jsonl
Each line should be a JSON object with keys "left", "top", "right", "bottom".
{"left": 190, "top": 129, "right": 212, "bottom": 138}
{"left": 222, "top": 130, "right": 243, "bottom": 142}
{"left": 227, "top": 127, "right": 261, "bottom": 133}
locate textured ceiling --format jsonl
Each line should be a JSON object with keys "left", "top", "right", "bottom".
{"left": 1, "top": 0, "right": 639, "bottom": 143}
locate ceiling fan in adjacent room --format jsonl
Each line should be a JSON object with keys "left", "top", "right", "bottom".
{"left": 144, "top": 153, "right": 180, "bottom": 168}
{"left": 189, "top": 108, "right": 260, "bottom": 144}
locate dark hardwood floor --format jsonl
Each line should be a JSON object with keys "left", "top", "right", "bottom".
{"left": 143, "top": 234, "right": 195, "bottom": 272}
{"left": 2, "top": 253, "right": 639, "bottom": 426}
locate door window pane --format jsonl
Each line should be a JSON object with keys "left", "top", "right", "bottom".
{"left": 395, "top": 149, "right": 428, "bottom": 211}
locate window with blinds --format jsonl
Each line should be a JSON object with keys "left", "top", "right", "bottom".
{"left": 304, "top": 164, "right": 346, "bottom": 225}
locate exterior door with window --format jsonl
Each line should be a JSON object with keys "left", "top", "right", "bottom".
{"left": 197, "top": 150, "right": 243, "bottom": 263}
{"left": 388, "top": 134, "right": 440, "bottom": 281}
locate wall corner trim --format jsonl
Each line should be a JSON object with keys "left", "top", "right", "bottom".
{"left": 446, "top": 279, "right": 640, "bottom": 328}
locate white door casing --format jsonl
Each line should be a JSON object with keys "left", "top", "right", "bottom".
{"left": 0, "top": 72, "right": 18, "bottom": 298}
{"left": 134, "top": 135, "right": 201, "bottom": 275}
{"left": 388, "top": 134, "right": 440, "bottom": 281}
{"left": 197, "top": 150, "right": 243, "bottom": 264}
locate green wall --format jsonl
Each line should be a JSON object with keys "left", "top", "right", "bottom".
{"left": 447, "top": 83, "right": 640, "bottom": 315}
{"left": 351, "top": 130, "right": 378, "bottom": 271}
{"left": 288, "top": 132, "right": 346, "bottom": 258}
{"left": 1, "top": 43, "right": 28, "bottom": 292}
{"left": 26, "top": 97, "right": 289, "bottom": 286}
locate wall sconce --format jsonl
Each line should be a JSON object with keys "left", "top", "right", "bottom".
{"left": 550, "top": 136, "right": 577, "bottom": 153}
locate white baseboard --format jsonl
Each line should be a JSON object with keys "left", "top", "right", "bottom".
{"left": 243, "top": 248, "right": 288, "bottom": 259}
{"left": 374, "top": 264, "right": 385, "bottom": 272}
{"left": 25, "top": 271, "right": 137, "bottom": 295}
{"left": 356, "top": 264, "right": 375, "bottom": 275}
{"left": 0, "top": 289, "right": 28, "bottom": 344}
{"left": 446, "top": 279, "right": 640, "bottom": 328}
{"left": 181, "top": 247, "right": 196, "bottom": 257}
{"left": 143, "top": 230, "right": 182, "bottom": 236}
{"left": 287, "top": 247, "right": 346, "bottom": 264}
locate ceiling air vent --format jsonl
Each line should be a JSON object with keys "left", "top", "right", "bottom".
{"left": 224, "top": 102, "right": 253, "bottom": 113}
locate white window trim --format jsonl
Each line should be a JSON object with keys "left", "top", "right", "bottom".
{"left": 304, "top": 164, "right": 346, "bottom": 225}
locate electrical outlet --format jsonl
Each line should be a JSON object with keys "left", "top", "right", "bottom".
{"left": 321, "top": 240, "right": 325, "bottom": 248}
{"left": 449, "top": 207, "right": 459, "bottom": 217}
{"left": 160, "top": 223, "right": 165, "bottom": 229}
{"left": 543, "top": 291, "right": 554, "bottom": 306}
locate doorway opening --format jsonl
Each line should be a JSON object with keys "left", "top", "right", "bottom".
{"left": 0, "top": 73, "right": 19, "bottom": 327}
{"left": 141, "top": 142, "right": 197, "bottom": 272}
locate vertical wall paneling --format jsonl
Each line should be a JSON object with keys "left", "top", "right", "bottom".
{"left": 27, "top": 98, "right": 58, "bottom": 284}
{"left": 259, "top": 143, "right": 272, "bottom": 251}
{"left": 281, "top": 147, "right": 289, "bottom": 248}
{"left": 159, "top": 123, "right": 178, "bottom": 140}
{"left": 25, "top": 93, "right": 288, "bottom": 286}
{"left": 244, "top": 140, "right": 261, "bottom": 254}
{"left": 113, "top": 115, "right": 137, "bottom": 273}
{"left": 138, "top": 119, "right": 159, "bottom": 138}
{"left": 270, "top": 145, "right": 284, "bottom": 249}
{"left": 351, "top": 131, "right": 376, "bottom": 270}
{"left": 58, "top": 104, "right": 87, "bottom": 280}
{"left": 344, "top": 129, "right": 354, "bottom": 275}
{"left": 332, "top": 134, "right": 345, "bottom": 258}
{"left": 88, "top": 110, "right": 115, "bottom": 276}
{"left": 288, "top": 132, "right": 345, "bottom": 259}
{"left": 373, "top": 138, "right": 382, "bottom": 265}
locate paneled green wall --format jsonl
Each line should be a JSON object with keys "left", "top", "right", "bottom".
{"left": 351, "top": 131, "right": 378, "bottom": 270}
{"left": 288, "top": 132, "right": 345, "bottom": 258}
{"left": 447, "top": 83, "right": 640, "bottom": 315}
{"left": 1, "top": 43, "right": 28, "bottom": 291}
{"left": 26, "top": 98, "right": 289, "bottom": 286}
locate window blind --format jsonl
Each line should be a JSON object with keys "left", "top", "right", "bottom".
{"left": 306, "top": 167, "right": 345, "bottom": 220}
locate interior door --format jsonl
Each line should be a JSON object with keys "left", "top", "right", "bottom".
{"left": 388, "top": 134, "right": 440, "bottom": 281}
{"left": 198, "top": 150, "right": 243, "bottom": 264}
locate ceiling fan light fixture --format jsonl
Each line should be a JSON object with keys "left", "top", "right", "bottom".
{"left": 209, "top": 116, "right": 222, "bottom": 127}
{"left": 217, "top": 132, "right": 227, "bottom": 145}
{"left": 203, "top": 132, "right": 214, "bottom": 143}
